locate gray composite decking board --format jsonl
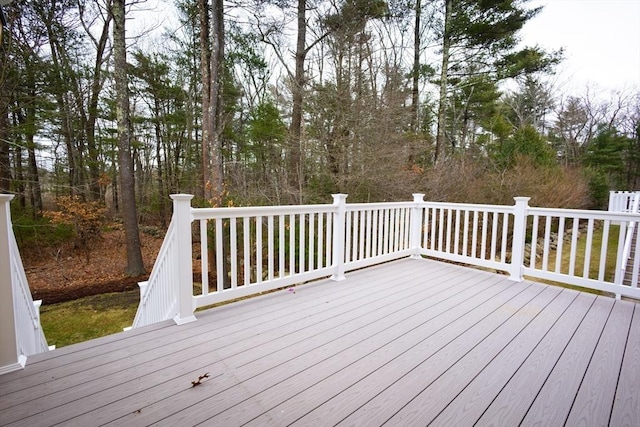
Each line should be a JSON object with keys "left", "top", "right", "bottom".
{"left": 107, "top": 269, "right": 514, "bottom": 426}
{"left": 287, "top": 282, "right": 568, "bottom": 427}
{"left": 185, "top": 276, "right": 521, "bottom": 427}
{"left": 430, "top": 290, "right": 596, "bottom": 426}
{"left": 0, "top": 319, "right": 176, "bottom": 388}
{"left": 0, "top": 261, "right": 403, "bottom": 389}
{"left": 276, "top": 280, "right": 552, "bottom": 427}
{"left": 1, "top": 259, "right": 428, "bottom": 400}
{"left": 104, "top": 265, "right": 515, "bottom": 426}
{"left": 383, "top": 287, "right": 580, "bottom": 426}
{"left": 0, "top": 258, "right": 638, "bottom": 427}
{"left": 1, "top": 261, "right": 446, "bottom": 423}
{"left": 329, "top": 283, "right": 559, "bottom": 427}
{"left": 11, "top": 262, "right": 473, "bottom": 426}
{"left": 1, "top": 259, "right": 467, "bottom": 426}
{"left": 565, "top": 300, "right": 635, "bottom": 426}
{"left": 2, "top": 259, "right": 418, "bottom": 389}
{"left": 520, "top": 295, "right": 616, "bottom": 425}
{"left": 610, "top": 304, "right": 640, "bottom": 426}
{"left": 473, "top": 292, "right": 600, "bottom": 426}
{"left": 240, "top": 279, "right": 537, "bottom": 427}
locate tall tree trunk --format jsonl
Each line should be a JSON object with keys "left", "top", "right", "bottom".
{"left": 288, "top": 0, "right": 306, "bottom": 204}
{"left": 435, "top": 0, "right": 452, "bottom": 164}
{"left": 27, "top": 142, "right": 41, "bottom": 213}
{"left": 45, "top": 29, "right": 79, "bottom": 195}
{"left": 199, "top": 0, "right": 212, "bottom": 202}
{"left": 85, "top": 10, "right": 112, "bottom": 202}
{"left": 113, "top": 0, "right": 145, "bottom": 276}
{"left": 411, "top": 0, "right": 421, "bottom": 132}
{"left": 211, "top": 0, "right": 224, "bottom": 200}
{"left": 199, "top": 0, "right": 227, "bottom": 286}
{"left": 24, "top": 72, "right": 42, "bottom": 213}
{"left": 14, "top": 135, "right": 24, "bottom": 208}
{"left": 0, "top": 91, "right": 10, "bottom": 193}
{"left": 200, "top": 0, "right": 224, "bottom": 205}
{"left": 16, "top": 103, "right": 42, "bottom": 213}
{"left": 153, "top": 100, "right": 166, "bottom": 227}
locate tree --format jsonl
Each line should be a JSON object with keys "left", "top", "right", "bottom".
{"left": 445, "top": 73, "right": 501, "bottom": 151}
{"left": 1, "top": 0, "right": 49, "bottom": 209}
{"left": 491, "top": 125, "right": 555, "bottom": 169}
{"left": 289, "top": 0, "right": 307, "bottom": 203}
{"left": 432, "top": 0, "right": 558, "bottom": 163}
{"left": 502, "top": 76, "right": 554, "bottom": 132}
{"left": 253, "top": 0, "right": 334, "bottom": 203}
{"left": 583, "top": 126, "right": 629, "bottom": 189}
{"left": 0, "top": 3, "right": 15, "bottom": 193}
{"left": 113, "top": 0, "right": 144, "bottom": 276}
{"left": 78, "top": 0, "right": 113, "bottom": 201}
{"left": 199, "top": 0, "right": 225, "bottom": 206}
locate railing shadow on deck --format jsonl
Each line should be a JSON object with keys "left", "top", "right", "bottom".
{"left": 132, "top": 192, "right": 640, "bottom": 329}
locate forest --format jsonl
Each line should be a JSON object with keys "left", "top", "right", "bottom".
{"left": 1, "top": 0, "right": 639, "bottom": 276}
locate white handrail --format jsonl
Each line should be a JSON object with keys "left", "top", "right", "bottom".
{"left": 130, "top": 217, "right": 179, "bottom": 328}
{"left": 418, "top": 200, "right": 516, "bottom": 274}
{"left": 1, "top": 195, "right": 50, "bottom": 375}
{"left": 9, "top": 230, "right": 50, "bottom": 355}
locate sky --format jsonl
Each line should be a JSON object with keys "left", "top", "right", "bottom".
{"left": 519, "top": 0, "right": 640, "bottom": 94}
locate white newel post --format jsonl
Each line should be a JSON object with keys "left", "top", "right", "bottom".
{"left": 331, "top": 194, "right": 347, "bottom": 281}
{"left": 171, "top": 194, "right": 197, "bottom": 325}
{"left": 0, "top": 194, "right": 22, "bottom": 374}
{"left": 410, "top": 194, "right": 425, "bottom": 259}
{"left": 607, "top": 191, "right": 617, "bottom": 212}
{"left": 509, "top": 197, "right": 530, "bottom": 282}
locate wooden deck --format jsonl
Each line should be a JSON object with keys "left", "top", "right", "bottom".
{"left": 1, "top": 258, "right": 638, "bottom": 427}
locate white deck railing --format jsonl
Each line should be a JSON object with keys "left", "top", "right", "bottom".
{"left": 1, "top": 195, "right": 50, "bottom": 375}
{"left": 615, "top": 192, "right": 639, "bottom": 289}
{"left": 132, "top": 192, "right": 640, "bottom": 328}
{"left": 608, "top": 190, "right": 639, "bottom": 213}
{"left": 417, "top": 200, "right": 519, "bottom": 275}
{"left": 131, "top": 216, "right": 180, "bottom": 328}
{"left": 523, "top": 206, "right": 638, "bottom": 297}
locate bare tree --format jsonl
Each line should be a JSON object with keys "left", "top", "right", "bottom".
{"left": 434, "top": 0, "right": 452, "bottom": 164}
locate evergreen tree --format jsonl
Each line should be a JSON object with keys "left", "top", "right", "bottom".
{"left": 433, "top": 0, "right": 560, "bottom": 163}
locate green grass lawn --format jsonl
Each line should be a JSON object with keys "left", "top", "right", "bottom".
{"left": 40, "top": 290, "right": 139, "bottom": 348}
{"left": 540, "top": 225, "right": 619, "bottom": 281}
{"left": 526, "top": 224, "right": 621, "bottom": 295}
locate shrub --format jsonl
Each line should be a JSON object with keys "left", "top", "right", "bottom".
{"left": 45, "top": 196, "right": 107, "bottom": 259}
{"left": 417, "top": 155, "right": 590, "bottom": 209}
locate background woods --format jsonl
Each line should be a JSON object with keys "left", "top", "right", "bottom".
{"left": 1, "top": 0, "right": 639, "bottom": 275}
